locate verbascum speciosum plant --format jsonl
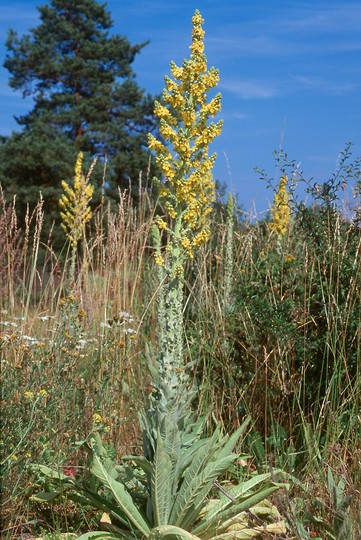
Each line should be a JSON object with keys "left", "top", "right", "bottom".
{"left": 147, "top": 10, "right": 222, "bottom": 418}
{"left": 269, "top": 175, "right": 291, "bottom": 237}
{"left": 59, "top": 152, "right": 94, "bottom": 284}
{"left": 33, "top": 13, "right": 287, "bottom": 539}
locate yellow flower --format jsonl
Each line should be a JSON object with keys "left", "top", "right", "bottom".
{"left": 156, "top": 217, "right": 168, "bottom": 230}
{"left": 92, "top": 413, "right": 103, "bottom": 424}
{"left": 37, "top": 389, "right": 48, "bottom": 397}
{"left": 181, "top": 237, "right": 191, "bottom": 249}
{"left": 24, "top": 391, "right": 35, "bottom": 400}
{"left": 10, "top": 454, "right": 18, "bottom": 461}
{"left": 270, "top": 176, "right": 291, "bottom": 236}
{"left": 154, "top": 253, "right": 165, "bottom": 266}
{"left": 192, "top": 229, "right": 211, "bottom": 248}
{"left": 59, "top": 152, "right": 94, "bottom": 246}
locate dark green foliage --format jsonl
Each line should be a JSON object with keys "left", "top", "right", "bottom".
{"left": 1, "top": 0, "right": 158, "bottom": 239}
{"left": 231, "top": 203, "right": 360, "bottom": 436}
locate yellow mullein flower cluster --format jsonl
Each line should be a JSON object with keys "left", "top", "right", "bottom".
{"left": 148, "top": 9, "right": 222, "bottom": 262}
{"left": 154, "top": 253, "right": 165, "bottom": 266}
{"left": 270, "top": 176, "right": 291, "bottom": 236}
{"left": 59, "top": 152, "right": 94, "bottom": 246}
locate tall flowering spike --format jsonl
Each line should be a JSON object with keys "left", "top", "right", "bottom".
{"left": 270, "top": 175, "right": 291, "bottom": 236}
{"left": 144, "top": 11, "right": 223, "bottom": 425}
{"left": 59, "top": 152, "right": 94, "bottom": 247}
{"left": 148, "top": 9, "right": 222, "bottom": 263}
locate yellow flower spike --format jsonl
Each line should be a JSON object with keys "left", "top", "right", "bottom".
{"left": 59, "top": 152, "right": 94, "bottom": 247}
{"left": 148, "top": 10, "right": 222, "bottom": 394}
{"left": 270, "top": 176, "right": 291, "bottom": 237}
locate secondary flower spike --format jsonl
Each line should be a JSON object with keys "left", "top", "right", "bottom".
{"left": 270, "top": 175, "right": 291, "bottom": 236}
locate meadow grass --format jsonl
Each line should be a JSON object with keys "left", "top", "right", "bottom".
{"left": 1, "top": 177, "right": 360, "bottom": 539}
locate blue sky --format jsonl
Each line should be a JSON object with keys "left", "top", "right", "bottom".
{"left": 1, "top": 0, "right": 360, "bottom": 215}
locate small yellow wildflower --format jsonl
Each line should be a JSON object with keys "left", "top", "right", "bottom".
{"left": 92, "top": 413, "right": 103, "bottom": 424}
{"left": 154, "top": 253, "right": 165, "bottom": 266}
{"left": 24, "top": 391, "right": 35, "bottom": 400}
{"left": 156, "top": 217, "right": 168, "bottom": 230}
{"left": 37, "top": 389, "right": 48, "bottom": 397}
{"left": 181, "top": 237, "right": 191, "bottom": 249}
{"left": 192, "top": 229, "right": 211, "bottom": 248}
{"left": 10, "top": 454, "right": 18, "bottom": 461}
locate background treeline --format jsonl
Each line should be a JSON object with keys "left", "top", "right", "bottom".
{"left": 0, "top": 0, "right": 159, "bottom": 247}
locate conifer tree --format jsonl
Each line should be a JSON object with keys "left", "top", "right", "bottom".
{"left": 1, "top": 0, "right": 158, "bottom": 233}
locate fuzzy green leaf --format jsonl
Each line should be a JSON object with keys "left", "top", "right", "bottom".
{"left": 77, "top": 533, "right": 119, "bottom": 540}
{"left": 91, "top": 450, "right": 151, "bottom": 536}
{"left": 215, "top": 417, "right": 251, "bottom": 460}
{"left": 30, "top": 490, "right": 61, "bottom": 502}
{"left": 193, "top": 483, "right": 286, "bottom": 537}
{"left": 152, "top": 433, "right": 174, "bottom": 525}
{"left": 195, "top": 471, "right": 281, "bottom": 528}
{"left": 31, "top": 464, "right": 73, "bottom": 482}
{"left": 122, "top": 455, "right": 153, "bottom": 477}
{"left": 76, "top": 485, "right": 136, "bottom": 529}
{"left": 148, "top": 524, "right": 200, "bottom": 540}
{"left": 172, "top": 453, "right": 238, "bottom": 529}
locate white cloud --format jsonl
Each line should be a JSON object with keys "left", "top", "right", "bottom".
{"left": 206, "top": 2, "right": 361, "bottom": 59}
{"left": 290, "top": 75, "right": 357, "bottom": 95}
{"left": 220, "top": 80, "right": 280, "bottom": 99}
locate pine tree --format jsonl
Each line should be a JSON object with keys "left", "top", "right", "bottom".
{"left": 1, "top": 0, "right": 158, "bottom": 234}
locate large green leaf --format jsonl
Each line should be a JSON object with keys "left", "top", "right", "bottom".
{"left": 121, "top": 456, "right": 153, "bottom": 477}
{"left": 193, "top": 483, "right": 286, "bottom": 537}
{"left": 171, "top": 426, "right": 221, "bottom": 519}
{"left": 152, "top": 432, "right": 174, "bottom": 525}
{"left": 30, "top": 490, "right": 62, "bottom": 502}
{"left": 75, "top": 485, "right": 137, "bottom": 530}
{"left": 148, "top": 524, "right": 200, "bottom": 540}
{"left": 174, "top": 438, "right": 209, "bottom": 485}
{"left": 215, "top": 417, "right": 251, "bottom": 461}
{"left": 77, "top": 533, "right": 119, "bottom": 540}
{"left": 171, "top": 454, "right": 238, "bottom": 529}
{"left": 32, "top": 464, "right": 74, "bottom": 482}
{"left": 194, "top": 472, "right": 281, "bottom": 529}
{"left": 92, "top": 449, "right": 151, "bottom": 536}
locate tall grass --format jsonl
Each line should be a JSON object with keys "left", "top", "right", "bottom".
{"left": 1, "top": 174, "right": 360, "bottom": 538}
{"left": 0, "top": 180, "right": 159, "bottom": 535}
